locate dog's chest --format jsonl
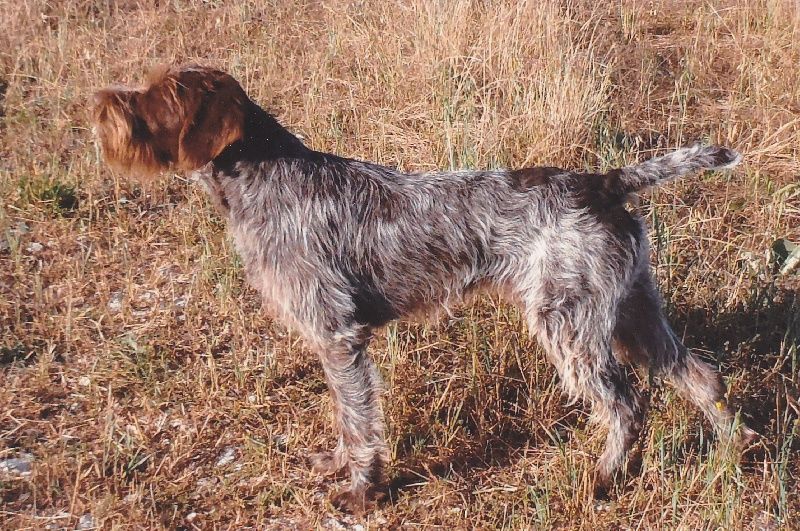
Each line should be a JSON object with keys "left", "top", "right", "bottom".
{"left": 227, "top": 215, "right": 311, "bottom": 323}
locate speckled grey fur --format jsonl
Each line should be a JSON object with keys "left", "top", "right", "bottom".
{"left": 194, "top": 141, "right": 750, "bottom": 503}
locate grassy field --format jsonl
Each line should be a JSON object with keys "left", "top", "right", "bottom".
{"left": 1, "top": 0, "right": 799, "bottom": 528}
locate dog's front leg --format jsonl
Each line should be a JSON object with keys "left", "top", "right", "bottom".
{"left": 316, "top": 328, "right": 388, "bottom": 513}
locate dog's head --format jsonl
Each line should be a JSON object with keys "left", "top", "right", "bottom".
{"left": 92, "top": 65, "right": 248, "bottom": 177}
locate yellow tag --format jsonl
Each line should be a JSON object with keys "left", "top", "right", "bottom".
{"left": 715, "top": 400, "right": 726, "bottom": 411}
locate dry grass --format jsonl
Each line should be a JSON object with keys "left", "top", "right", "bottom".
{"left": 1, "top": 0, "right": 799, "bottom": 528}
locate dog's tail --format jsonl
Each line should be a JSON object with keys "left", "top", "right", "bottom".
{"left": 613, "top": 144, "right": 742, "bottom": 196}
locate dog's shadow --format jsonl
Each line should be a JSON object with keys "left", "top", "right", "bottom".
{"left": 384, "top": 285, "right": 799, "bottom": 503}
{"left": 382, "top": 328, "right": 587, "bottom": 503}
{"left": 387, "top": 398, "right": 585, "bottom": 502}
{"left": 669, "top": 285, "right": 800, "bottom": 464}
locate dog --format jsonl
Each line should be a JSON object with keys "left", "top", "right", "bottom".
{"left": 92, "top": 65, "right": 755, "bottom": 512}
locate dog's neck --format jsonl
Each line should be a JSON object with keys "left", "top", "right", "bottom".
{"left": 194, "top": 102, "right": 319, "bottom": 218}
{"left": 212, "top": 102, "right": 311, "bottom": 172}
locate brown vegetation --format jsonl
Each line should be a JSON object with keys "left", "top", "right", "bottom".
{"left": 1, "top": 0, "right": 798, "bottom": 528}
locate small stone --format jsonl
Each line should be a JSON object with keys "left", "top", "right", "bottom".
{"left": 78, "top": 376, "right": 91, "bottom": 387}
{"left": 108, "top": 292, "right": 123, "bottom": 312}
{"left": 26, "top": 242, "right": 43, "bottom": 253}
{"left": 13, "top": 222, "right": 30, "bottom": 235}
{"left": 593, "top": 501, "right": 611, "bottom": 512}
{"left": 139, "top": 291, "right": 154, "bottom": 302}
{"left": 196, "top": 477, "right": 216, "bottom": 490}
{"left": 216, "top": 447, "right": 237, "bottom": 467}
{"left": 0, "top": 455, "right": 33, "bottom": 475}
{"left": 322, "top": 518, "right": 347, "bottom": 530}
{"left": 185, "top": 512, "right": 197, "bottom": 522}
{"left": 77, "top": 513, "right": 95, "bottom": 529}
{"left": 272, "top": 434, "right": 288, "bottom": 451}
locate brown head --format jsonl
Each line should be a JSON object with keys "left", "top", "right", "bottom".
{"left": 92, "top": 65, "right": 249, "bottom": 177}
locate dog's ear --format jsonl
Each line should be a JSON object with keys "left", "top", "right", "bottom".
{"left": 176, "top": 69, "right": 247, "bottom": 170}
{"left": 92, "top": 87, "right": 168, "bottom": 177}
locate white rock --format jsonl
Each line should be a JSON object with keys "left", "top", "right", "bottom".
{"left": 26, "top": 242, "right": 43, "bottom": 253}
{"left": 322, "top": 518, "right": 348, "bottom": 530}
{"left": 216, "top": 447, "right": 237, "bottom": 467}
{"left": 14, "top": 221, "right": 30, "bottom": 235}
{"left": 272, "top": 434, "right": 288, "bottom": 451}
{"left": 107, "top": 292, "right": 123, "bottom": 312}
{"left": 0, "top": 454, "right": 33, "bottom": 475}
{"left": 77, "top": 513, "right": 95, "bottom": 529}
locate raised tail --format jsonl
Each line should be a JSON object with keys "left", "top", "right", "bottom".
{"left": 614, "top": 144, "right": 742, "bottom": 196}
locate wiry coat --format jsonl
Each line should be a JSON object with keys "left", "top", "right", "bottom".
{"left": 93, "top": 65, "right": 755, "bottom": 512}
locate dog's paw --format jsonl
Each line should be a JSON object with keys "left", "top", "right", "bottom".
{"left": 591, "top": 468, "right": 621, "bottom": 501}
{"left": 330, "top": 485, "right": 387, "bottom": 514}
{"left": 592, "top": 477, "right": 612, "bottom": 501}
{"left": 330, "top": 487, "right": 371, "bottom": 515}
{"left": 309, "top": 450, "right": 348, "bottom": 477}
{"left": 730, "top": 425, "right": 759, "bottom": 453}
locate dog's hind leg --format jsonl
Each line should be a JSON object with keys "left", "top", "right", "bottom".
{"left": 529, "top": 297, "right": 645, "bottom": 497}
{"left": 612, "top": 273, "right": 757, "bottom": 449}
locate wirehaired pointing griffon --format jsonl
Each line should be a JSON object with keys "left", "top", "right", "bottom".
{"left": 93, "top": 65, "right": 754, "bottom": 512}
